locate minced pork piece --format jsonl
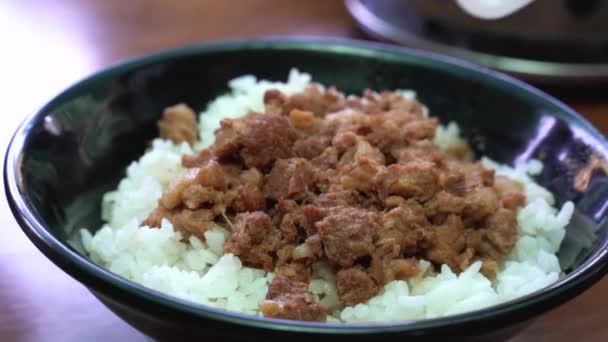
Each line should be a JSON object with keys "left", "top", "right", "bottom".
{"left": 158, "top": 103, "right": 198, "bottom": 145}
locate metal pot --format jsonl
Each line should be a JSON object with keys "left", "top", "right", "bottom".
{"left": 346, "top": 0, "right": 608, "bottom": 83}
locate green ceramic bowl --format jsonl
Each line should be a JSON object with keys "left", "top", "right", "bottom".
{"left": 5, "top": 39, "right": 608, "bottom": 341}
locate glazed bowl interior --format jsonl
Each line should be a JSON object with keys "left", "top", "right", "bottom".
{"left": 5, "top": 39, "right": 608, "bottom": 338}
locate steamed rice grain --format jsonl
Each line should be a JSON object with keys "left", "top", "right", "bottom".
{"left": 81, "top": 70, "right": 574, "bottom": 322}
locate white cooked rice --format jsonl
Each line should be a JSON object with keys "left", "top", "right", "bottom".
{"left": 81, "top": 70, "right": 574, "bottom": 322}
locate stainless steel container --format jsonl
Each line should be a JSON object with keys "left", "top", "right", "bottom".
{"left": 346, "top": 0, "right": 608, "bottom": 83}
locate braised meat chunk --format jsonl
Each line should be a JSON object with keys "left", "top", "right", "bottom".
{"left": 336, "top": 267, "right": 379, "bottom": 307}
{"left": 259, "top": 276, "right": 326, "bottom": 322}
{"left": 375, "top": 161, "right": 439, "bottom": 201}
{"left": 158, "top": 103, "right": 198, "bottom": 145}
{"left": 316, "top": 207, "right": 380, "bottom": 268}
{"left": 213, "top": 112, "right": 297, "bottom": 168}
{"left": 263, "top": 158, "right": 314, "bottom": 201}
{"left": 223, "top": 211, "right": 280, "bottom": 271}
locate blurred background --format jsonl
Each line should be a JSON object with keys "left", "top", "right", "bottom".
{"left": 0, "top": 1, "right": 606, "bottom": 341}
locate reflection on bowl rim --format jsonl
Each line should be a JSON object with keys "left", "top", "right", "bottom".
{"left": 4, "top": 38, "right": 608, "bottom": 334}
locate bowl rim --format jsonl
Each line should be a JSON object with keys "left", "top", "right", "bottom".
{"left": 4, "top": 37, "right": 608, "bottom": 335}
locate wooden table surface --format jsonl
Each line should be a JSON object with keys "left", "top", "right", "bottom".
{"left": 0, "top": 1, "right": 606, "bottom": 341}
